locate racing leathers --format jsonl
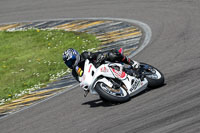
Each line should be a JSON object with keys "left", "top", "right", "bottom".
{"left": 71, "top": 49, "right": 139, "bottom": 82}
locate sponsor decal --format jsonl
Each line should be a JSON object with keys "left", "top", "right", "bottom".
{"left": 111, "top": 68, "right": 126, "bottom": 79}
{"left": 100, "top": 66, "right": 109, "bottom": 72}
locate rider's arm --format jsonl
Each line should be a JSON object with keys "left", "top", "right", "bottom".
{"left": 72, "top": 69, "right": 81, "bottom": 82}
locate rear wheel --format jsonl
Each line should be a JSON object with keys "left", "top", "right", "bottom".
{"left": 140, "top": 63, "right": 165, "bottom": 88}
{"left": 95, "top": 82, "right": 130, "bottom": 103}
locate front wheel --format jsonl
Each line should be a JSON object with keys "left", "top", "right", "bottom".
{"left": 95, "top": 82, "right": 130, "bottom": 103}
{"left": 140, "top": 63, "right": 165, "bottom": 88}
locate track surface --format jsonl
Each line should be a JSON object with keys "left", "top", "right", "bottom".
{"left": 1, "top": 0, "right": 200, "bottom": 133}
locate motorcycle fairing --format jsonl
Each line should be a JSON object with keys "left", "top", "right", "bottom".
{"left": 80, "top": 59, "right": 148, "bottom": 97}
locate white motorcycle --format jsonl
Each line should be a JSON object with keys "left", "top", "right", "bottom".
{"left": 79, "top": 59, "right": 164, "bottom": 103}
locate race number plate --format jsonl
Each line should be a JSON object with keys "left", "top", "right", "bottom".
{"left": 130, "top": 79, "right": 140, "bottom": 92}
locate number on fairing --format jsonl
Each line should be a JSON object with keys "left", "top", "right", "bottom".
{"left": 130, "top": 80, "right": 140, "bottom": 92}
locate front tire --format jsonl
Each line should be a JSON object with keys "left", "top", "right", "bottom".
{"left": 140, "top": 63, "right": 165, "bottom": 88}
{"left": 95, "top": 82, "right": 130, "bottom": 103}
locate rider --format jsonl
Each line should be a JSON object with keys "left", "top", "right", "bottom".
{"left": 63, "top": 48, "right": 140, "bottom": 82}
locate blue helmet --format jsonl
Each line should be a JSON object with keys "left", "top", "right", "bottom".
{"left": 63, "top": 48, "right": 80, "bottom": 69}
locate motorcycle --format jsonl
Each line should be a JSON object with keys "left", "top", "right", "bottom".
{"left": 79, "top": 59, "right": 164, "bottom": 103}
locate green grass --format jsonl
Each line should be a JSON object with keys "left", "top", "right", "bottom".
{"left": 0, "top": 29, "right": 100, "bottom": 101}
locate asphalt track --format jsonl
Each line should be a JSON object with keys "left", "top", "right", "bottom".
{"left": 0, "top": 0, "right": 200, "bottom": 133}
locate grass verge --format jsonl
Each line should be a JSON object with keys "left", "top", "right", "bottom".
{"left": 0, "top": 29, "right": 100, "bottom": 103}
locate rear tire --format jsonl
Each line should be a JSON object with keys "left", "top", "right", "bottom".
{"left": 95, "top": 82, "right": 130, "bottom": 103}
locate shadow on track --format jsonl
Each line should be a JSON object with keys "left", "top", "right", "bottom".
{"left": 82, "top": 98, "right": 122, "bottom": 108}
